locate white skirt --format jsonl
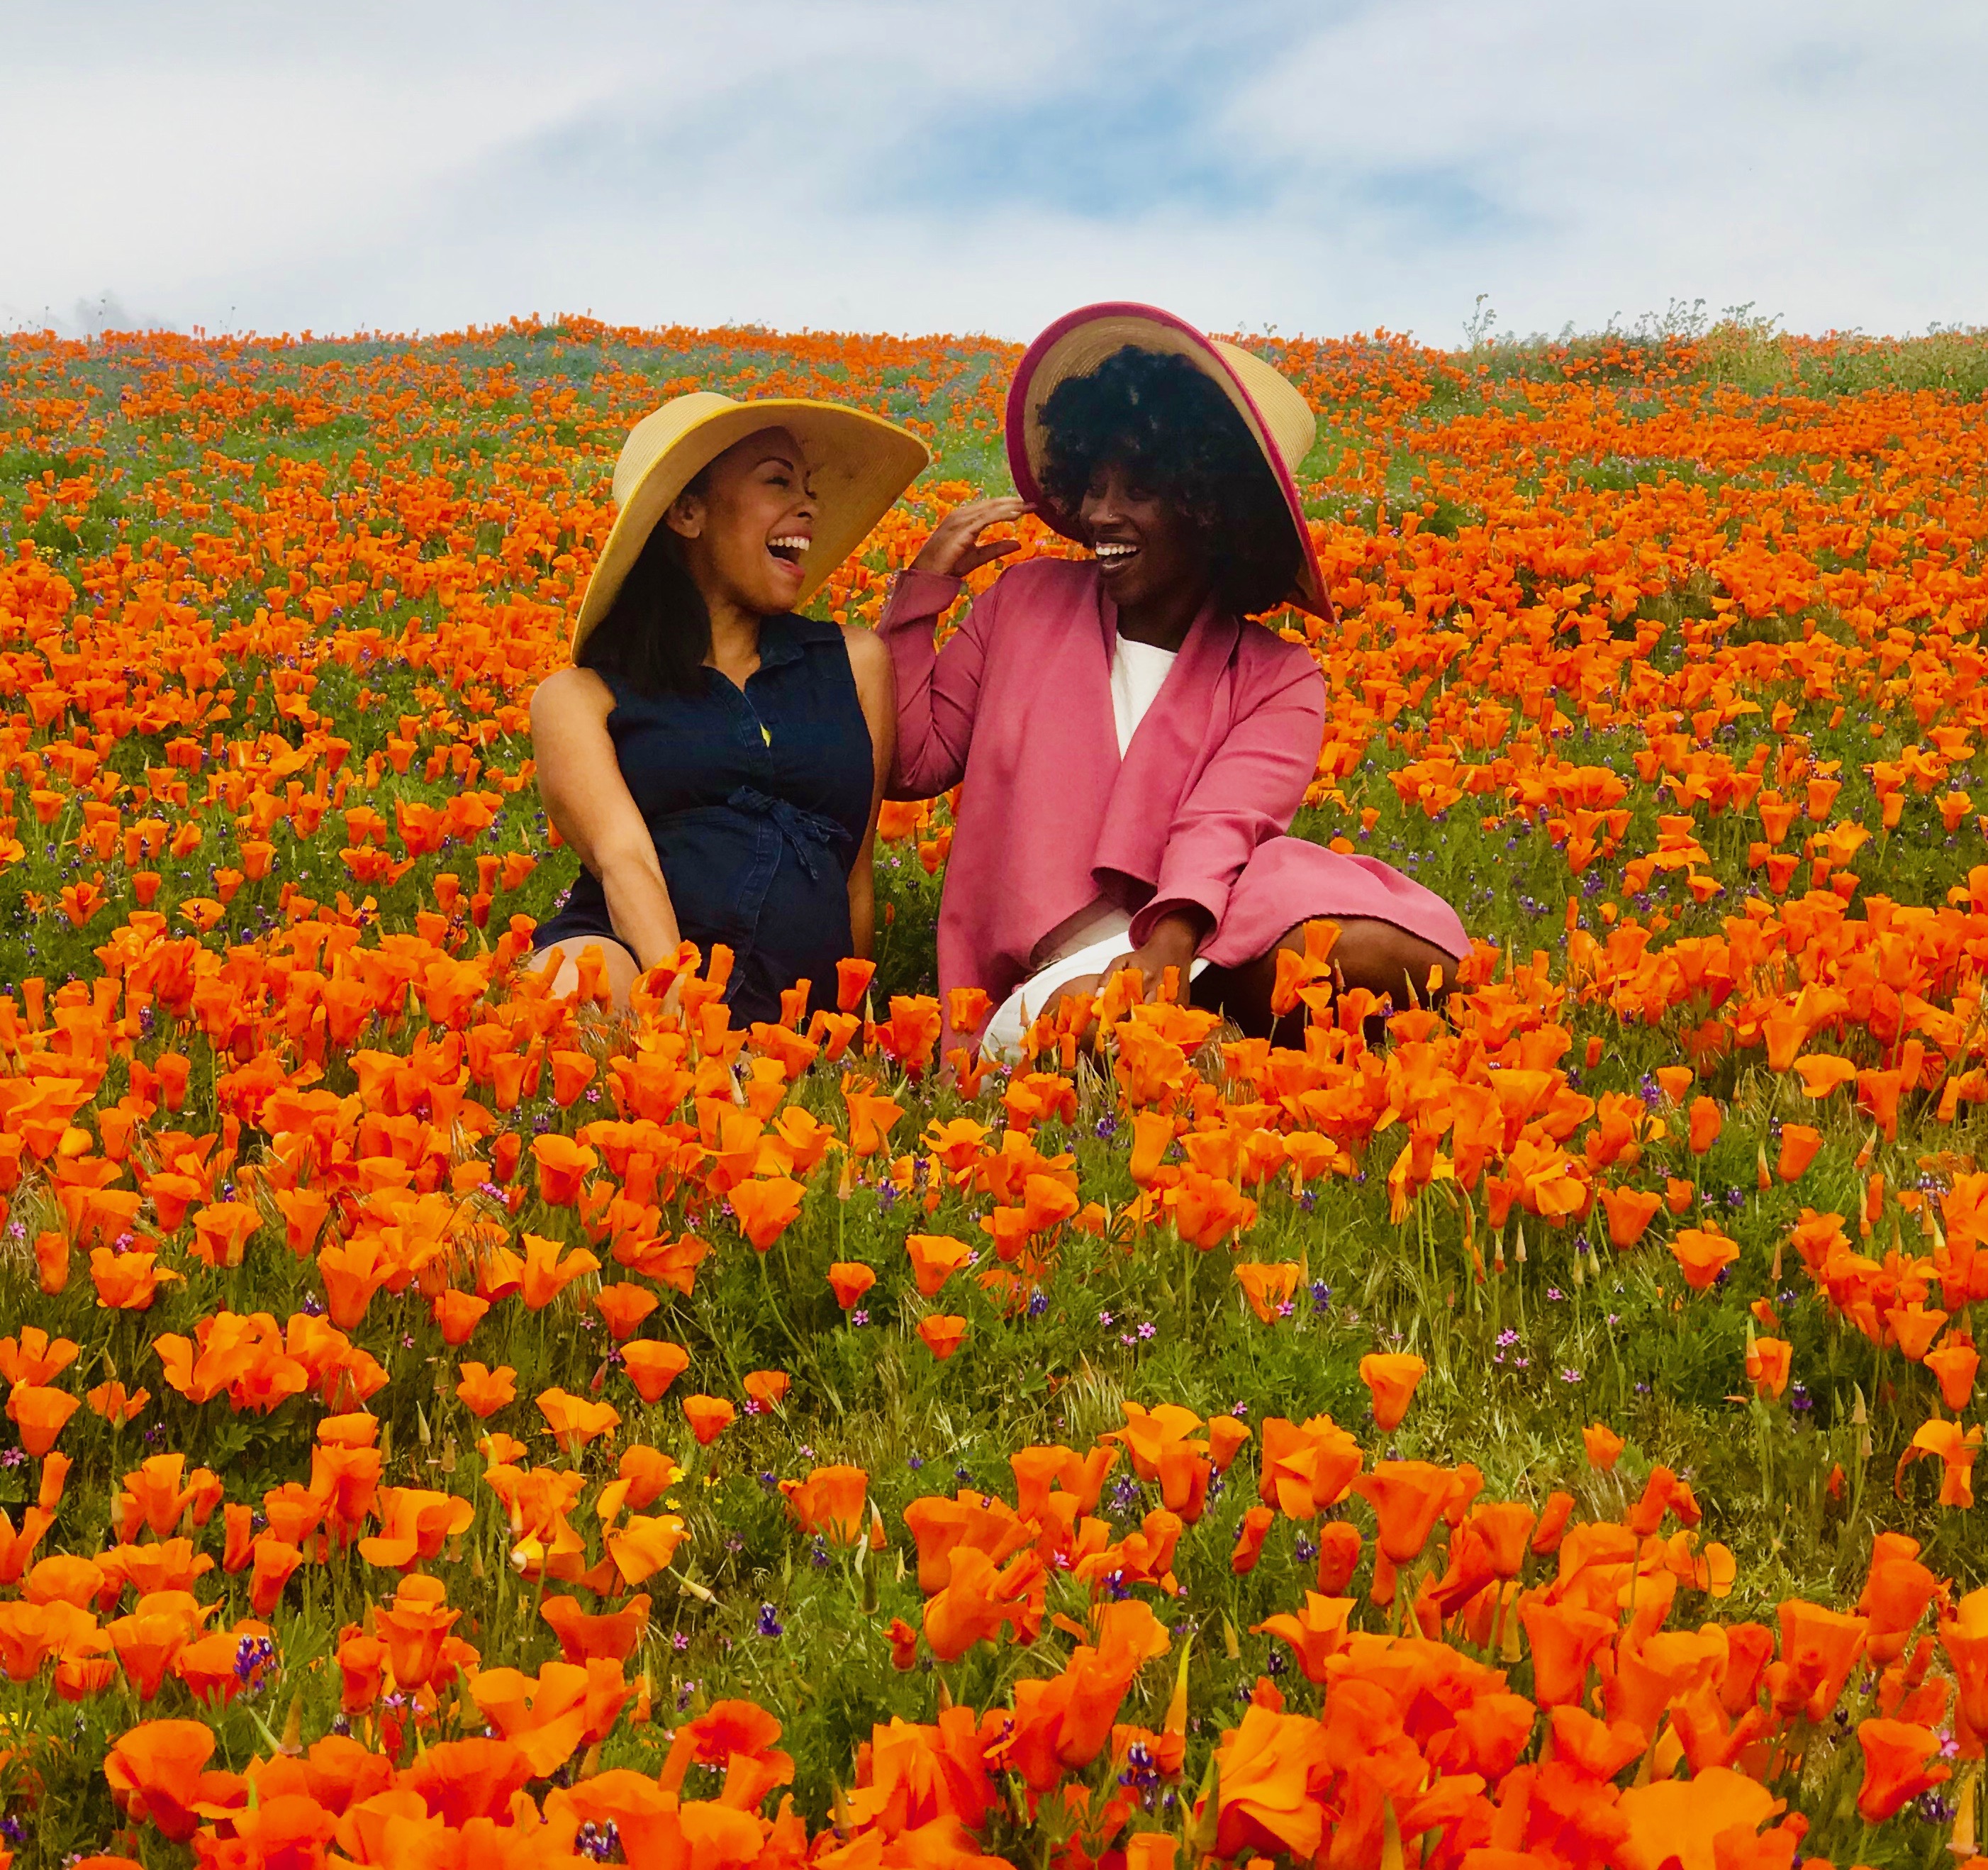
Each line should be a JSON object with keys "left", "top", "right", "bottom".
{"left": 982, "top": 915, "right": 1210, "bottom": 1064}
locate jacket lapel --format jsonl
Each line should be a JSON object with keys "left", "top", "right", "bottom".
{"left": 1021, "top": 572, "right": 1117, "bottom": 779}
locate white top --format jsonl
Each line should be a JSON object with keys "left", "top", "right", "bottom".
{"left": 1109, "top": 635, "right": 1178, "bottom": 756}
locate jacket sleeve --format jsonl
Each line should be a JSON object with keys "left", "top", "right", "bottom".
{"left": 1127, "top": 653, "right": 1327, "bottom": 948}
{"left": 876, "top": 567, "right": 997, "bottom": 800}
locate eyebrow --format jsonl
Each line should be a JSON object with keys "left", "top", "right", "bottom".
{"left": 758, "top": 452, "right": 801, "bottom": 472}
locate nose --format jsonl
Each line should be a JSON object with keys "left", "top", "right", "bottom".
{"left": 1080, "top": 484, "right": 1119, "bottom": 533}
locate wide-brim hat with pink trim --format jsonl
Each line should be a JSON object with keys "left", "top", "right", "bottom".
{"left": 1005, "top": 301, "right": 1331, "bottom": 620}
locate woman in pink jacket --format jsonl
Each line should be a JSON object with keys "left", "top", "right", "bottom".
{"left": 880, "top": 303, "right": 1468, "bottom": 1060}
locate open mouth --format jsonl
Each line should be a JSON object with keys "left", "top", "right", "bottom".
{"left": 767, "top": 534, "right": 810, "bottom": 567}
{"left": 1094, "top": 540, "right": 1139, "bottom": 571}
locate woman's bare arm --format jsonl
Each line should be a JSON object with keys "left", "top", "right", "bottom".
{"left": 843, "top": 625, "right": 898, "bottom": 961}
{"left": 530, "top": 667, "right": 683, "bottom": 968}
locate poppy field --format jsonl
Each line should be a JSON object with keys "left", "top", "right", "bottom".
{"left": 3, "top": 312, "right": 1988, "bottom": 1869}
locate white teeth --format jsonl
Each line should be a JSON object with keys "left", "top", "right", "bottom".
{"left": 1095, "top": 542, "right": 1137, "bottom": 559}
{"left": 769, "top": 535, "right": 810, "bottom": 551}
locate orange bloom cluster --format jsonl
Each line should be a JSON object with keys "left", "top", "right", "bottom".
{"left": 7, "top": 314, "right": 1988, "bottom": 1864}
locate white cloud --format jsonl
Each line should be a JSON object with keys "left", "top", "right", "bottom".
{"left": 1, "top": 0, "right": 1982, "bottom": 343}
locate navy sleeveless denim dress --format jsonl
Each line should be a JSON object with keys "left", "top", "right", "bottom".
{"left": 532, "top": 615, "right": 873, "bottom": 1025}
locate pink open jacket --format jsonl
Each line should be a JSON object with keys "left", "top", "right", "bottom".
{"left": 879, "top": 558, "right": 1467, "bottom": 1049}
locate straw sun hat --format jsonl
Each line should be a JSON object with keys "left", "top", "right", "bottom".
{"left": 571, "top": 391, "right": 930, "bottom": 659}
{"left": 1005, "top": 302, "right": 1331, "bottom": 619}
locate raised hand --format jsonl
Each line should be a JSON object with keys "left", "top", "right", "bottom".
{"left": 909, "top": 496, "right": 1032, "bottom": 579}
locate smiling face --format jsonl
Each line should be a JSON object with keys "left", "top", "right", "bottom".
{"left": 665, "top": 425, "right": 816, "bottom": 617}
{"left": 1079, "top": 459, "right": 1210, "bottom": 612}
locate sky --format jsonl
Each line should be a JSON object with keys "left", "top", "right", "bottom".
{"left": 4, "top": 0, "right": 1984, "bottom": 347}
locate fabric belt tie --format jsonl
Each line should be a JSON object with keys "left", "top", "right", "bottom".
{"left": 725, "top": 786, "right": 852, "bottom": 882}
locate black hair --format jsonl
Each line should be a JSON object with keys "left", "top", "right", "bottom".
{"left": 1036, "top": 345, "right": 1304, "bottom": 618}
{"left": 576, "top": 467, "right": 713, "bottom": 697}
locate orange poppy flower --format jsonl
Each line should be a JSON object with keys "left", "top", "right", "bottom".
{"left": 1775, "top": 1599, "right": 1872, "bottom": 1724}
{"left": 682, "top": 1394, "right": 736, "bottom": 1445}
{"left": 1229, "top": 1505, "right": 1274, "bottom": 1574}
{"left": 905, "top": 1232, "right": 972, "bottom": 1298}
{"left": 1777, "top": 1123, "right": 1823, "bottom": 1181}
{"left": 591, "top": 1283, "right": 659, "bottom": 1341}
{"left": 187, "top": 1200, "right": 261, "bottom": 1269}
{"left": 1582, "top": 1422, "right": 1624, "bottom": 1470}
{"left": 835, "top": 957, "right": 876, "bottom": 1013}
{"left": 1519, "top": 1597, "right": 1616, "bottom": 1707}
{"left": 1793, "top": 1052, "right": 1859, "bottom": 1098}
{"left": 730, "top": 1176, "right": 804, "bottom": 1250}
{"left": 1886, "top": 1300, "right": 1948, "bottom": 1363}
{"left": 1349, "top": 1461, "right": 1451, "bottom": 1563}
{"left": 1927, "top": 1336, "right": 1979, "bottom": 1410}
{"left": 103, "top": 1719, "right": 220, "bottom": 1841}
{"left": 456, "top": 1362, "right": 517, "bottom": 1419}
{"left": 268, "top": 1187, "right": 332, "bottom": 1257}
{"left": 84, "top": 1384, "right": 147, "bottom": 1432}
{"left": 1207, "top": 1415, "right": 1251, "bottom": 1474}
{"left": 33, "top": 1232, "right": 69, "bottom": 1296}
{"left": 1234, "top": 1261, "right": 1300, "bottom": 1323}
{"left": 0, "top": 1328, "right": 78, "bottom": 1386}
{"left": 537, "top": 1387, "right": 620, "bottom": 1453}
{"left": 1652, "top": 1065, "right": 1694, "bottom": 1106}
{"left": 615, "top": 1443, "right": 681, "bottom": 1508}
{"left": 1855, "top": 1718, "right": 1950, "bottom": 1822}
{"left": 827, "top": 1262, "right": 876, "bottom": 1309}
{"left": 432, "top": 1289, "right": 491, "bottom": 1345}
{"left": 550, "top": 1048, "right": 597, "bottom": 1106}
{"left": 1357, "top": 1352, "right": 1426, "bottom": 1432}
{"left": 1252, "top": 1592, "right": 1358, "bottom": 1685}
{"left": 90, "top": 1248, "right": 179, "bottom": 1311}
{"left": 606, "top": 1511, "right": 690, "bottom": 1589}
{"left": 1204, "top": 1702, "right": 1332, "bottom": 1861}
{"left": 5, "top": 1384, "right": 79, "bottom": 1457}
{"left": 1616, "top": 1771, "right": 1782, "bottom": 1870}
{"left": 916, "top": 1314, "right": 968, "bottom": 1361}
{"left": 615, "top": 1232, "right": 710, "bottom": 1294}
{"left": 779, "top": 1464, "right": 869, "bottom": 1545}
{"left": 1314, "top": 1522, "right": 1362, "bottom": 1595}
{"left": 842, "top": 1086, "right": 905, "bottom": 1159}
{"left": 108, "top": 1608, "right": 197, "bottom": 1702}
{"left": 315, "top": 1237, "right": 392, "bottom": 1330}
{"left": 542, "top": 1591, "right": 652, "bottom": 1664}
{"left": 1897, "top": 1415, "right": 1982, "bottom": 1509}
{"left": 518, "top": 1231, "right": 600, "bottom": 1310}
{"left": 1594, "top": 1184, "right": 1661, "bottom": 1249}
{"left": 1258, "top": 1415, "right": 1364, "bottom": 1519}
{"left": 1745, "top": 1335, "right": 1792, "bottom": 1399}
{"left": 248, "top": 1535, "right": 303, "bottom": 1614}
{"left": 1670, "top": 1227, "right": 1739, "bottom": 1291}
{"left": 621, "top": 1340, "right": 692, "bottom": 1404}
{"left": 922, "top": 1543, "right": 1040, "bottom": 1662}
{"left": 531, "top": 1134, "right": 598, "bottom": 1206}
{"left": 372, "top": 1577, "right": 463, "bottom": 1692}
{"left": 397, "top": 1735, "right": 537, "bottom": 1831}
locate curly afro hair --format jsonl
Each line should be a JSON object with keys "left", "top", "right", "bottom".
{"left": 1035, "top": 345, "right": 1303, "bottom": 618}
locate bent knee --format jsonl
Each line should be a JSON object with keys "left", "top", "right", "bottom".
{"left": 1326, "top": 918, "right": 1455, "bottom": 1003}
{"left": 530, "top": 937, "right": 642, "bottom": 1009}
